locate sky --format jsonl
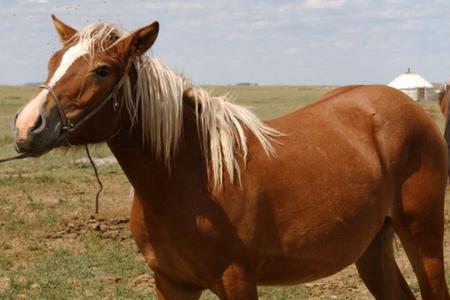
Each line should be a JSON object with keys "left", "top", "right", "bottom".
{"left": 0, "top": 0, "right": 450, "bottom": 85}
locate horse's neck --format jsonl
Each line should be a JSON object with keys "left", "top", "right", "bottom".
{"left": 107, "top": 102, "right": 209, "bottom": 212}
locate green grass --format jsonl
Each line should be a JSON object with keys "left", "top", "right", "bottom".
{"left": 1, "top": 234, "right": 151, "bottom": 299}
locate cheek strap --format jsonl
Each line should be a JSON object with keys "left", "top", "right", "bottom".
{"left": 37, "top": 81, "right": 122, "bottom": 133}
{"left": 37, "top": 61, "right": 131, "bottom": 134}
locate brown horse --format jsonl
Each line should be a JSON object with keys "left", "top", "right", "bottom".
{"left": 13, "top": 16, "right": 450, "bottom": 300}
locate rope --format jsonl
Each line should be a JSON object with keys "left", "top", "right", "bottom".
{"left": 84, "top": 145, "right": 103, "bottom": 214}
{"left": 0, "top": 152, "right": 31, "bottom": 163}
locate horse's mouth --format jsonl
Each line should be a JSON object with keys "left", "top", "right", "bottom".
{"left": 14, "top": 133, "right": 66, "bottom": 157}
{"left": 14, "top": 145, "right": 48, "bottom": 157}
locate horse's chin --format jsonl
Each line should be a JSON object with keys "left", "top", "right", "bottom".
{"left": 14, "top": 146, "right": 48, "bottom": 158}
{"left": 14, "top": 134, "right": 65, "bottom": 157}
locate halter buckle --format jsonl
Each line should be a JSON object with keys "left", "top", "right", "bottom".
{"left": 112, "top": 87, "right": 120, "bottom": 111}
{"left": 62, "top": 122, "right": 75, "bottom": 132}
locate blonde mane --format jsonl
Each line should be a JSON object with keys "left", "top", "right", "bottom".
{"left": 75, "top": 22, "right": 281, "bottom": 189}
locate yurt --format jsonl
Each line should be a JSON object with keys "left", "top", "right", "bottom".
{"left": 388, "top": 69, "right": 434, "bottom": 101}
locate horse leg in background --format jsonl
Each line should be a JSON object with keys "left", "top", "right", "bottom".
{"left": 392, "top": 155, "right": 450, "bottom": 300}
{"left": 355, "top": 220, "right": 416, "bottom": 299}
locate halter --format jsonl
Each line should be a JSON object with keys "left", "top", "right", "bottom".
{"left": 0, "top": 64, "right": 131, "bottom": 214}
{"left": 1, "top": 65, "right": 129, "bottom": 160}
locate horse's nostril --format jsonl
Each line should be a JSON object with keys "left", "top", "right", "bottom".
{"left": 33, "top": 116, "right": 42, "bottom": 131}
{"left": 31, "top": 111, "right": 46, "bottom": 134}
{"left": 15, "top": 138, "right": 31, "bottom": 153}
{"left": 13, "top": 110, "right": 21, "bottom": 131}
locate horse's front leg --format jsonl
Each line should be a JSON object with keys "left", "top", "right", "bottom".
{"left": 211, "top": 264, "right": 258, "bottom": 300}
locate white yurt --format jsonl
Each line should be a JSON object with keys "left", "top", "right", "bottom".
{"left": 388, "top": 69, "right": 434, "bottom": 101}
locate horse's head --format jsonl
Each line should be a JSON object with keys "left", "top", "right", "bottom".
{"left": 13, "top": 15, "right": 159, "bottom": 155}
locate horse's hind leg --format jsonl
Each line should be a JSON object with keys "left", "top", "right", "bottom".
{"left": 355, "top": 220, "right": 415, "bottom": 299}
{"left": 392, "top": 162, "right": 450, "bottom": 300}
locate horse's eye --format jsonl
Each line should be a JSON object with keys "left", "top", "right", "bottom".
{"left": 93, "top": 66, "right": 110, "bottom": 78}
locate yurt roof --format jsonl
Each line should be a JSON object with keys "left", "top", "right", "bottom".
{"left": 388, "top": 70, "right": 433, "bottom": 89}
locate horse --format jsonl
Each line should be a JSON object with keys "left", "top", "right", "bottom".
{"left": 12, "top": 15, "right": 450, "bottom": 300}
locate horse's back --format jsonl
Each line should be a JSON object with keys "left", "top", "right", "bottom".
{"left": 264, "top": 84, "right": 446, "bottom": 198}
{"left": 269, "top": 84, "right": 445, "bottom": 177}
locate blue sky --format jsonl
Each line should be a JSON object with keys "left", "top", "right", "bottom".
{"left": 0, "top": 0, "right": 449, "bottom": 85}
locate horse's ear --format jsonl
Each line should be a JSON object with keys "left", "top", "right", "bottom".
{"left": 51, "top": 15, "right": 77, "bottom": 44}
{"left": 115, "top": 21, "right": 159, "bottom": 58}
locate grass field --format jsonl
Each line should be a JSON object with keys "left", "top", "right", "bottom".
{"left": 0, "top": 85, "right": 448, "bottom": 299}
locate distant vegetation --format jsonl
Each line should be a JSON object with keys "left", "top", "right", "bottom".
{"left": 23, "top": 82, "right": 40, "bottom": 87}
{"left": 235, "top": 82, "right": 258, "bottom": 86}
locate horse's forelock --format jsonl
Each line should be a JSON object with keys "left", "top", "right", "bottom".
{"left": 71, "top": 22, "right": 126, "bottom": 63}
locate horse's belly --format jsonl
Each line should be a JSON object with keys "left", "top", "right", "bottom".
{"left": 255, "top": 219, "right": 382, "bottom": 285}
{"left": 255, "top": 232, "right": 373, "bottom": 285}
{"left": 253, "top": 190, "right": 386, "bottom": 285}
{"left": 256, "top": 255, "right": 352, "bottom": 285}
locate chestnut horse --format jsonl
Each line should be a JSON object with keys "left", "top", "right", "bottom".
{"left": 13, "top": 16, "right": 449, "bottom": 300}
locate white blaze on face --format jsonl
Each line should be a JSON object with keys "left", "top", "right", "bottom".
{"left": 15, "top": 41, "right": 89, "bottom": 140}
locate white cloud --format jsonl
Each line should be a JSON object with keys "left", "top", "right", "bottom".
{"left": 284, "top": 48, "right": 302, "bottom": 55}
{"left": 28, "top": 0, "right": 48, "bottom": 3}
{"left": 144, "top": 2, "right": 205, "bottom": 12}
{"left": 303, "top": 0, "right": 346, "bottom": 9}
{"left": 175, "top": 19, "right": 204, "bottom": 29}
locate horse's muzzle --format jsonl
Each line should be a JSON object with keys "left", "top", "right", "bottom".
{"left": 13, "top": 107, "right": 63, "bottom": 155}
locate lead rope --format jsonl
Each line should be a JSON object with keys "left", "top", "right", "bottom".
{"left": 0, "top": 152, "right": 31, "bottom": 163}
{"left": 84, "top": 144, "right": 103, "bottom": 214}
